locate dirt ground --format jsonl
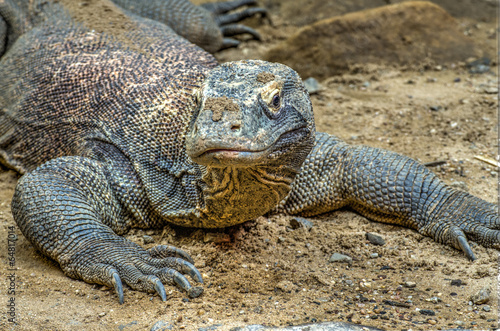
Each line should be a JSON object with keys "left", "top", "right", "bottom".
{"left": 0, "top": 1, "right": 498, "bottom": 330}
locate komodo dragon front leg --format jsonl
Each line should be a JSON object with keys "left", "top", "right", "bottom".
{"left": 278, "top": 132, "right": 499, "bottom": 260}
{"left": 12, "top": 156, "right": 204, "bottom": 304}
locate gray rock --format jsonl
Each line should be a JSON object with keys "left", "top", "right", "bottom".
{"left": 150, "top": 321, "right": 174, "bottom": 331}
{"left": 370, "top": 253, "right": 379, "bottom": 258}
{"left": 482, "top": 87, "right": 499, "bottom": 94}
{"left": 483, "top": 305, "right": 491, "bottom": 312}
{"left": 404, "top": 281, "right": 416, "bottom": 288}
{"left": 419, "top": 309, "right": 435, "bottom": 316}
{"left": 471, "top": 286, "right": 491, "bottom": 305}
{"left": 366, "top": 233, "right": 386, "bottom": 246}
{"left": 199, "top": 324, "right": 223, "bottom": 331}
{"left": 303, "top": 77, "right": 322, "bottom": 94}
{"left": 329, "top": 253, "right": 352, "bottom": 264}
{"left": 118, "top": 321, "right": 138, "bottom": 331}
{"left": 289, "top": 217, "right": 314, "bottom": 230}
{"left": 467, "top": 57, "right": 491, "bottom": 74}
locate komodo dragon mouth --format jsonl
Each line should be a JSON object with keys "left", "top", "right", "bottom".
{"left": 191, "top": 126, "right": 310, "bottom": 167}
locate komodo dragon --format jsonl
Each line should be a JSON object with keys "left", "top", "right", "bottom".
{"left": 0, "top": 0, "right": 498, "bottom": 304}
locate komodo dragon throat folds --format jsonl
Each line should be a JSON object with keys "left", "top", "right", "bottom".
{"left": 0, "top": 0, "right": 498, "bottom": 304}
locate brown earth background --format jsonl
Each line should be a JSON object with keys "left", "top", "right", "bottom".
{"left": 0, "top": 0, "right": 498, "bottom": 330}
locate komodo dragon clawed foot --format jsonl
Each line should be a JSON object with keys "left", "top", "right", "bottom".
{"left": 418, "top": 194, "right": 499, "bottom": 260}
{"left": 201, "top": 0, "right": 267, "bottom": 49}
{"left": 61, "top": 239, "right": 203, "bottom": 304}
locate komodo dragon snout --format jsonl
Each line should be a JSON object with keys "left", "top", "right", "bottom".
{"left": 186, "top": 60, "right": 316, "bottom": 169}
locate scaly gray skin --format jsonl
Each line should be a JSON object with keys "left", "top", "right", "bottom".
{"left": 0, "top": 0, "right": 498, "bottom": 304}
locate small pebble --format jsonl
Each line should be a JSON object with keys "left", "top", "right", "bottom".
{"left": 329, "top": 253, "right": 353, "bottom": 265}
{"left": 483, "top": 305, "right": 491, "bottom": 312}
{"left": 450, "top": 279, "right": 462, "bottom": 286}
{"left": 467, "top": 57, "right": 491, "bottom": 73}
{"left": 471, "top": 286, "right": 491, "bottom": 304}
{"left": 366, "top": 233, "right": 386, "bottom": 246}
{"left": 404, "top": 281, "right": 416, "bottom": 288}
{"left": 419, "top": 309, "right": 435, "bottom": 316}
{"left": 426, "top": 297, "right": 441, "bottom": 303}
{"left": 482, "top": 87, "right": 498, "bottom": 94}
{"left": 428, "top": 319, "right": 437, "bottom": 325}
{"left": 370, "top": 253, "right": 379, "bottom": 259}
{"left": 289, "top": 217, "right": 314, "bottom": 230}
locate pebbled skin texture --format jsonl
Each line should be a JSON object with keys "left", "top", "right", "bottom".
{"left": 1, "top": 0, "right": 498, "bottom": 303}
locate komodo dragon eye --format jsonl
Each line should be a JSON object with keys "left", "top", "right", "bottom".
{"left": 261, "top": 81, "right": 282, "bottom": 113}
{"left": 271, "top": 92, "right": 281, "bottom": 109}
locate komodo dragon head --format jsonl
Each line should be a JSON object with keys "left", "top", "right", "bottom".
{"left": 186, "top": 60, "right": 315, "bottom": 168}
{"left": 185, "top": 60, "right": 316, "bottom": 225}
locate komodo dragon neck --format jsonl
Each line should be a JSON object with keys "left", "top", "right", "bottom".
{"left": 195, "top": 164, "right": 298, "bottom": 227}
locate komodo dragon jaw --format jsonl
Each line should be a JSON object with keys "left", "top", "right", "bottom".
{"left": 185, "top": 60, "right": 316, "bottom": 170}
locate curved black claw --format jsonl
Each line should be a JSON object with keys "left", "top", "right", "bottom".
{"left": 177, "top": 258, "right": 203, "bottom": 283}
{"left": 155, "top": 268, "right": 204, "bottom": 299}
{"left": 148, "top": 245, "right": 195, "bottom": 264}
{"left": 221, "top": 38, "right": 240, "bottom": 49}
{"left": 154, "top": 278, "right": 167, "bottom": 302}
{"left": 215, "top": 8, "right": 267, "bottom": 26}
{"left": 220, "top": 24, "right": 261, "bottom": 40}
{"left": 457, "top": 235, "right": 476, "bottom": 261}
{"left": 112, "top": 272, "right": 124, "bottom": 305}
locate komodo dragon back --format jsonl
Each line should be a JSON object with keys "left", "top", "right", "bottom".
{"left": 0, "top": 0, "right": 217, "bottom": 174}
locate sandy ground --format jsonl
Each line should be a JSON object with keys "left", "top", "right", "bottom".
{"left": 0, "top": 1, "right": 498, "bottom": 330}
